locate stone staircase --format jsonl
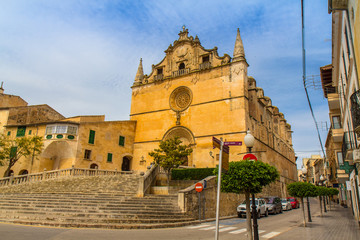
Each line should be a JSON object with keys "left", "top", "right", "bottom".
{"left": 0, "top": 175, "right": 196, "bottom": 229}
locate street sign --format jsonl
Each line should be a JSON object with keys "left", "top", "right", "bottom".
{"left": 195, "top": 182, "right": 204, "bottom": 192}
{"left": 243, "top": 153, "right": 257, "bottom": 161}
{"left": 213, "top": 137, "right": 229, "bottom": 153}
{"left": 224, "top": 141, "right": 242, "bottom": 146}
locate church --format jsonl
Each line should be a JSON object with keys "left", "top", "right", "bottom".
{"left": 0, "top": 27, "right": 297, "bottom": 194}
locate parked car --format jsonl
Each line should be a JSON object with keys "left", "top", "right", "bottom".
{"left": 281, "top": 198, "right": 292, "bottom": 211}
{"left": 287, "top": 197, "right": 300, "bottom": 209}
{"left": 263, "top": 196, "right": 282, "bottom": 214}
{"left": 237, "top": 198, "right": 268, "bottom": 218}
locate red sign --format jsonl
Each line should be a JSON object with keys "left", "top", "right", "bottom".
{"left": 224, "top": 141, "right": 242, "bottom": 146}
{"left": 243, "top": 153, "right": 257, "bottom": 161}
{"left": 195, "top": 183, "right": 204, "bottom": 192}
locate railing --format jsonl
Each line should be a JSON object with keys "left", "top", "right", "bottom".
{"left": 350, "top": 89, "right": 360, "bottom": 133}
{"left": 172, "top": 68, "right": 190, "bottom": 77}
{"left": 137, "top": 164, "right": 159, "bottom": 197}
{"left": 342, "top": 131, "right": 358, "bottom": 160}
{"left": 154, "top": 74, "right": 164, "bottom": 81}
{"left": 199, "top": 62, "right": 211, "bottom": 70}
{"left": 0, "top": 166, "right": 133, "bottom": 187}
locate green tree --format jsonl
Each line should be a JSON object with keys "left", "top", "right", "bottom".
{"left": 148, "top": 137, "right": 193, "bottom": 185}
{"left": 287, "top": 182, "right": 317, "bottom": 227}
{"left": 316, "top": 186, "right": 328, "bottom": 216}
{"left": 216, "top": 160, "right": 279, "bottom": 240}
{"left": 327, "top": 188, "right": 339, "bottom": 210}
{"left": 0, "top": 134, "right": 43, "bottom": 177}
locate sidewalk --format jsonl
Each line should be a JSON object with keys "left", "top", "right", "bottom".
{"left": 275, "top": 199, "right": 360, "bottom": 240}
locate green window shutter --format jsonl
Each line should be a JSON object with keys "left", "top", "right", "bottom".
{"left": 89, "top": 130, "right": 95, "bottom": 144}
{"left": 119, "top": 136, "right": 125, "bottom": 146}
{"left": 16, "top": 126, "right": 26, "bottom": 137}
{"left": 10, "top": 147, "right": 17, "bottom": 158}
{"left": 107, "top": 153, "right": 113, "bottom": 162}
{"left": 7, "top": 131, "right": 11, "bottom": 136}
{"left": 28, "top": 130, "right": 32, "bottom": 135}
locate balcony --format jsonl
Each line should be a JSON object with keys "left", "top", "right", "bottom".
{"left": 332, "top": 128, "right": 344, "bottom": 143}
{"left": 199, "top": 62, "right": 211, "bottom": 70}
{"left": 350, "top": 89, "right": 360, "bottom": 133}
{"left": 172, "top": 68, "right": 190, "bottom": 77}
{"left": 327, "top": 93, "right": 340, "bottom": 110}
{"left": 342, "top": 131, "right": 358, "bottom": 161}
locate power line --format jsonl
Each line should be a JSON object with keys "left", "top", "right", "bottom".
{"left": 301, "top": 0, "right": 326, "bottom": 158}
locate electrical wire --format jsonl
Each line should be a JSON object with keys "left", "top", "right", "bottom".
{"left": 301, "top": 0, "right": 327, "bottom": 158}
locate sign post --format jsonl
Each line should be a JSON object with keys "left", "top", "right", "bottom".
{"left": 213, "top": 137, "right": 224, "bottom": 240}
{"left": 195, "top": 183, "right": 204, "bottom": 221}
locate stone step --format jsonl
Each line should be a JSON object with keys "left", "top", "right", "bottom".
{"left": 0, "top": 219, "right": 198, "bottom": 229}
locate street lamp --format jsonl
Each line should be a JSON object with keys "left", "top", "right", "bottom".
{"left": 301, "top": 166, "right": 312, "bottom": 222}
{"left": 244, "top": 130, "right": 258, "bottom": 240}
{"left": 319, "top": 175, "right": 327, "bottom": 212}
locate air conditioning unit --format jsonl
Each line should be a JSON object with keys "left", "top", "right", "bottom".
{"left": 353, "top": 149, "right": 360, "bottom": 163}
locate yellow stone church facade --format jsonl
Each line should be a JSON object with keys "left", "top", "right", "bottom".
{"left": 0, "top": 28, "right": 297, "bottom": 192}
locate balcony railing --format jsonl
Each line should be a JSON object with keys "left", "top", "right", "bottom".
{"left": 154, "top": 74, "right": 163, "bottom": 81}
{"left": 342, "top": 131, "right": 358, "bottom": 160}
{"left": 199, "top": 62, "right": 211, "bottom": 70}
{"left": 172, "top": 68, "right": 190, "bottom": 77}
{"left": 351, "top": 89, "right": 360, "bottom": 133}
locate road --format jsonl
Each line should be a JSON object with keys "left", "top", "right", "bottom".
{"left": 0, "top": 204, "right": 316, "bottom": 240}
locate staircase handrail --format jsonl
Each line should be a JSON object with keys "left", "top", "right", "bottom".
{"left": 138, "top": 164, "right": 159, "bottom": 197}
{"left": 0, "top": 166, "right": 133, "bottom": 187}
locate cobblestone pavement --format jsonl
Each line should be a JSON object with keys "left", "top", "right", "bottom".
{"left": 275, "top": 201, "right": 360, "bottom": 240}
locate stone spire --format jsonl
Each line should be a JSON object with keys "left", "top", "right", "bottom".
{"left": 134, "top": 58, "right": 144, "bottom": 85}
{"left": 233, "top": 28, "right": 246, "bottom": 62}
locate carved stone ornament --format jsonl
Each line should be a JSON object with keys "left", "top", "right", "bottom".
{"left": 169, "top": 86, "right": 193, "bottom": 112}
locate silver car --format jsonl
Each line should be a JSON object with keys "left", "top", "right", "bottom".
{"left": 237, "top": 198, "right": 268, "bottom": 218}
{"left": 281, "top": 198, "right": 292, "bottom": 211}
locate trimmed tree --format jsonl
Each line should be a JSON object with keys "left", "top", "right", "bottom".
{"left": 0, "top": 134, "right": 43, "bottom": 177}
{"left": 148, "top": 137, "right": 193, "bottom": 185}
{"left": 287, "top": 182, "right": 317, "bottom": 227}
{"left": 316, "top": 186, "right": 328, "bottom": 216}
{"left": 216, "top": 160, "right": 279, "bottom": 240}
{"left": 327, "top": 188, "right": 339, "bottom": 210}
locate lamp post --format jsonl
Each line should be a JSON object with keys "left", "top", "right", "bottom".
{"left": 244, "top": 130, "right": 258, "bottom": 240}
{"left": 320, "top": 175, "right": 327, "bottom": 212}
{"left": 301, "top": 167, "right": 312, "bottom": 222}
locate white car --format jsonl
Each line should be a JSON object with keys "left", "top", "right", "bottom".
{"left": 281, "top": 198, "right": 292, "bottom": 211}
{"left": 237, "top": 198, "right": 268, "bottom": 218}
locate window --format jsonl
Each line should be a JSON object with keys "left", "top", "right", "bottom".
{"left": 89, "top": 130, "right": 95, "bottom": 144}
{"left": 179, "top": 62, "right": 185, "bottom": 70}
{"left": 84, "top": 149, "right": 91, "bottom": 160}
{"left": 332, "top": 116, "right": 341, "bottom": 129}
{"left": 107, "top": 153, "right": 113, "bottom": 163}
{"left": 337, "top": 152, "right": 344, "bottom": 166}
{"left": 119, "top": 136, "right": 125, "bottom": 146}
{"left": 157, "top": 68, "right": 163, "bottom": 75}
{"left": 16, "top": 126, "right": 26, "bottom": 137}
{"left": 202, "top": 55, "right": 209, "bottom": 63}
{"left": 7, "top": 131, "right": 10, "bottom": 136}
{"left": 28, "top": 130, "right": 32, "bottom": 135}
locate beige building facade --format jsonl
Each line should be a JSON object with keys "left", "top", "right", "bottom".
{"left": 130, "top": 27, "right": 297, "bottom": 194}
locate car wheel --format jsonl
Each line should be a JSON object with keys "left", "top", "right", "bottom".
{"left": 257, "top": 211, "right": 261, "bottom": 219}
{"left": 265, "top": 209, "right": 269, "bottom": 217}
{"left": 238, "top": 213, "right": 242, "bottom": 218}
{"left": 280, "top": 208, "right": 283, "bottom": 214}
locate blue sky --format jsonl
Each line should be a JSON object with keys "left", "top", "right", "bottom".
{"left": 0, "top": 0, "right": 332, "bottom": 168}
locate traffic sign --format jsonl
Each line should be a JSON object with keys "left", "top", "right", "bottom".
{"left": 243, "top": 153, "right": 257, "bottom": 161}
{"left": 195, "top": 183, "right": 204, "bottom": 192}
{"left": 224, "top": 141, "right": 242, "bottom": 146}
{"left": 212, "top": 137, "right": 229, "bottom": 154}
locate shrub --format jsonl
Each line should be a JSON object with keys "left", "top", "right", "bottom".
{"left": 171, "top": 168, "right": 216, "bottom": 180}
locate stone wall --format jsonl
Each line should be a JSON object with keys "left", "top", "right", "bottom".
{"left": 178, "top": 176, "right": 244, "bottom": 219}
{"left": 0, "top": 174, "right": 141, "bottom": 194}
